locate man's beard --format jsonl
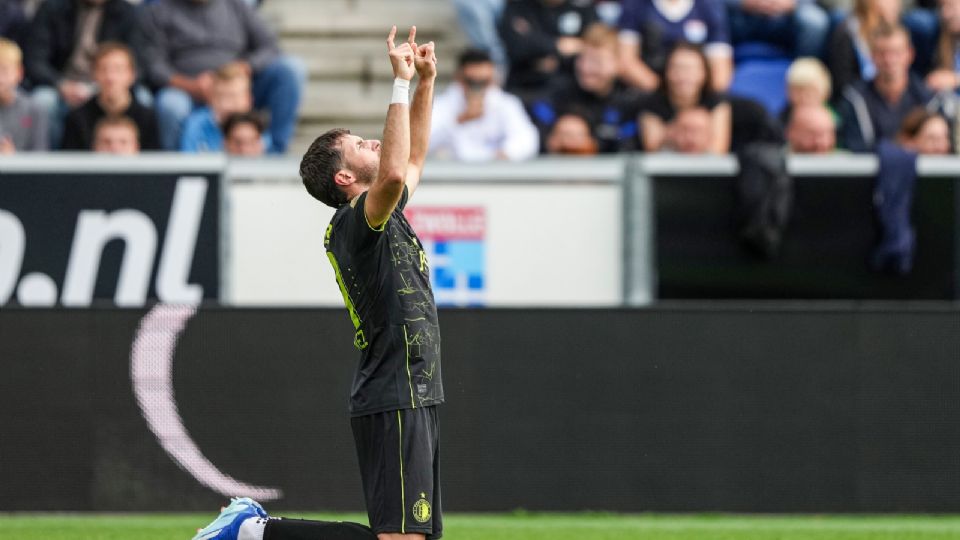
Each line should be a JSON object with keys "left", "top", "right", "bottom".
{"left": 356, "top": 162, "right": 379, "bottom": 186}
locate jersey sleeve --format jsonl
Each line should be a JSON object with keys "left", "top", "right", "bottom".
{"left": 617, "top": 0, "right": 644, "bottom": 43}
{"left": 702, "top": 0, "right": 732, "bottom": 56}
{"left": 337, "top": 186, "right": 411, "bottom": 247}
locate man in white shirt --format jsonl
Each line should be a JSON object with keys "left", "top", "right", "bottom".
{"left": 429, "top": 48, "right": 539, "bottom": 161}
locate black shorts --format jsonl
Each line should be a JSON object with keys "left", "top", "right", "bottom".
{"left": 351, "top": 406, "right": 442, "bottom": 539}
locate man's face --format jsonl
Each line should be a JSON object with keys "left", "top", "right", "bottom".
{"left": 671, "top": 109, "right": 711, "bottom": 154}
{"left": 546, "top": 114, "right": 597, "bottom": 155}
{"left": 94, "top": 50, "right": 135, "bottom": 98}
{"left": 575, "top": 45, "right": 617, "bottom": 94}
{"left": 94, "top": 125, "right": 139, "bottom": 155}
{"left": 872, "top": 33, "right": 913, "bottom": 82}
{"left": 942, "top": 0, "right": 960, "bottom": 35}
{"left": 457, "top": 62, "right": 495, "bottom": 96}
{"left": 788, "top": 108, "right": 836, "bottom": 154}
{"left": 0, "top": 60, "right": 22, "bottom": 94}
{"left": 912, "top": 116, "right": 951, "bottom": 155}
{"left": 211, "top": 78, "right": 252, "bottom": 119}
{"left": 339, "top": 133, "right": 381, "bottom": 185}
{"left": 225, "top": 122, "right": 265, "bottom": 156}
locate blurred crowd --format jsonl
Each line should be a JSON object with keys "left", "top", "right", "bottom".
{"left": 432, "top": 0, "right": 959, "bottom": 162}
{"left": 0, "top": 0, "right": 302, "bottom": 157}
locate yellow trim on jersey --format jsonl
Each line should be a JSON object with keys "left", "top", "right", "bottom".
{"left": 327, "top": 252, "right": 368, "bottom": 349}
{"left": 398, "top": 410, "right": 406, "bottom": 534}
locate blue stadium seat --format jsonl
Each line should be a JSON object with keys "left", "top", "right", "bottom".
{"left": 729, "top": 57, "right": 791, "bottom": 117}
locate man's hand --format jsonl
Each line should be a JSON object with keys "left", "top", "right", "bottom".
{"left": 0, "top": 136, "right": 14, "bottom": 155}
{"left": 414, "top": 38, "right": 437, "bottom": 80}
{"left": 387, "top": 26, "right": 417, "bottom": 81}
{"left": 58, "top": 80, "right": 93, "bottom": 107}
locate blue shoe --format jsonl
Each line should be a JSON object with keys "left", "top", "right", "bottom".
{"left": 192, "top": 497, "right": 268, "bottom": 540}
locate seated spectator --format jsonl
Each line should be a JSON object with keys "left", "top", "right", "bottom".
{"left": 179, "top": 62, "right": 267, "bottom": 152}
{"left": 928, "top": 0, "right": 960, "bottom": 92}
{"left": 897, "top": 108, "right": 952, "bottom": 154}
{"left": 223, "top": 111, "right": 266, "bottom": 156}
{"left": 429, "top": 49, "right": 540, "bottom": 162}
{"left": 530, "top": 22, "right": 641, "bottom": 153}
{"left": 786, "top": 103, "right": 837, "bottom": 153}
{"left": 836, "top": 24, "right": 934, "bottom": 152}
{"left": 544, "top": 111, "right": 600, "bottom": 154}
{"left": 498, "top": 0, "right": 599, "bottom": 98}
{"left": 725, "top": 0, "right": 829, "bottom": 59}
{"left": 452, "top": 0, "right": 507, "bottom": 76}
{"left": 618, "top": 0, "right": 732, "bottom": 92}
{"left": 92, "top": 114, "right": 139, "bottom": 154}
{"left": 825, "top": 0, "right": 939, "bottom": 102}
{"left": 638, "top": 42, "right": 731, "bottom": 154}
{"left": 25, "top": 0, "right": 144, "bottom": 149}
{"left": 665, "top": 106, "right": 713, "bottom": 153}
{"left": 780, "top": 57, "right": 833, "bottom": 126}
{"left": 141, "top": 0, "right": 305, "bottom": 152}
{"left": 0, "top": 37, "right": 47, "bottom": 152}
{"left": 62, "top": 42, "right": 159, "bottom": 150}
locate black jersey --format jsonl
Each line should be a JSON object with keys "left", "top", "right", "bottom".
{"left": 325, "top": 186, "right": 444, "bottom": 416}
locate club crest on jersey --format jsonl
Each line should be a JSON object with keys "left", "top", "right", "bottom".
{"left": 413, "top": 495, "right": 431, "bottom": 523}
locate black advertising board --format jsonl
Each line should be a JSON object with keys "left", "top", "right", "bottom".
{"left": 0, "top": 168, "right": 220, "bottom": 307}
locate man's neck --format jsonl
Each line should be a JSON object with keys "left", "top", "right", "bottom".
{"left": 98, "top": 91, "right": 132, "bottom": 115}
{"left": 874, "top": 74, "right": 908, "bottom": 104}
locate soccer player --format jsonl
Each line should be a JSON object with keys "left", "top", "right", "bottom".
{"left": 300, "top": 25, "right": 443, "bottom": 540}
{"left": 191, "top": 26, "right": 441, "bottom": 540}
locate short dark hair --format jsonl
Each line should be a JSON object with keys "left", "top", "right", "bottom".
{"left": 300, "top": 128, "right": 351, "bottom": 208}
{"left": 94, "top": 114, "right": 139, "bottom": 141}
{"left": 457, "top": 48, "right": 493, "bottom": 70}
{"left": 222, "top": 111, "right": 265, "bottom": 138}
{"left": 93, "top": 41, "right": 136, "bottom": 73}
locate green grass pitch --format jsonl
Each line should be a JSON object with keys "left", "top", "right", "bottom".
{"left": 2, "top": 513, "right": 960, "bottom": 540}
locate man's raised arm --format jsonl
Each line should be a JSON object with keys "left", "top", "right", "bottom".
{"left": 365, "top": 26, "right": 416, "bottom": 229}
{"left": 406, "top": 27, "right": 437, "bottom": 195}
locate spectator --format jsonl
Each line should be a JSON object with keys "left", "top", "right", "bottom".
{"left": 498, "top": 0, "right": 599, "bottom": 98}
{"left": 61, "top": 42, "right": 159, "bottom": 150}
{"left": 530, "top": 22, "right": 641, "bottom": 153}
{"left": 223, "top": 111, "right": 266, "bottom": 156}
{"left": 928, "top": 0, "right": 960, "bottom": 92}
{"left": 637, "top": 42, "right": 731, "bottom": 154}
{"left": 429, "top": 48, "right": 540, "bottom": 161}
{"left": 25, "top": 0, "right": 145, "bottom": 149}
{"left": 0, "top": 37, "right": 47, "bottom": 152}
{"left": 544, "top": 111, "right": 600, "bottom": 154}
{"left": 786, "top": 103, "right": 837, "bottom": 153}
{"left": 725, "top": 0, "right": 829, "bottom": 59}
{"left": 836, "top": 24, "right": 934, "bottom": 152}
{"left": 666, "top": 107, "right": 713, "bottom": 153}
{"left": 780, "top": 57, "right": 833, "bottom": 126}
{"left": 141, "top": 0, "right": 305, "bottom": 152}
{"left": 897, "top": 107, "right": 952, "bottom": 153}
{"left": 452, "top": 0, "right": 507, "bottom": 76}
{"left": 617, "top": 0, "right": 732, "bottom": 92}
{"left": 92, "top": 114, "right": 138, "bottom": 154}
{"left": 179, "top": 62, "right": 266, "bottom": 152}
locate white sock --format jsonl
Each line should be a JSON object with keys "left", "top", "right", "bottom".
{"left": 237, "top": 517, "right": 268, "bottom": 540}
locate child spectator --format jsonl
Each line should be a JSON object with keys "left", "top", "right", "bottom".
{"left": 928, "top": 0, "right": 960, "bottom": 92}
{"left": 0, "top": 37, "right": 47, "bottom": 152}
{"left": 179, "top": 62, "right": 264, "bottom": 153}
{"left": 725, "top": 0, "right": 830, "bottom": 59}
{"left": 781, "top": 57, "right": 833, "bottom": 126}
{"left": 223, "top": 111, "right": 266, "bottom": 157}
{"left": 25, "top": 0, "right": 144, "bottom": 149}
{"left": 498, "top": 0, "right": 599, "bottom": 98}
{"left": 617, "top": 0, "right": 732, "bottom": 92}
{"left": 545, "top": 111, "right": 600, "bottom": 154}
{"left": 786, "top": 104, "right": 837, "bottom": 154}
{"left": 637, "top": 42, "right": 731, "bottom": 154}
{"left": 429, "top": 49, "right": 540, "bottom": 162}
{"left": 92, "top": 114, "right": 139, "bottom": 154}
{"left": 836, "top": 24, "right": 934, "bottom": 152}
{"left": 897, "top": 108, "right": 952, "bottom": 154}
{"left": 530, "top": 22, "right": 641, "bottom": 153}
{"left": 141, "top": 0, "right": 304, "bottom": 152}
{"left": 62, "top": 42, "right": 159, "bottom": 150}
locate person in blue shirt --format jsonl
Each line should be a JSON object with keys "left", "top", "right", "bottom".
{"left": 617, "top": 0, "right": 733, "bottom": 92}
{"left": 180, "top": 62, "right": 271, "bottom": 153}
{"left": 725, "top": 0, "right": 830, "bottom": 59}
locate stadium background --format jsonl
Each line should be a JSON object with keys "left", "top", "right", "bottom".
{"left": 1, "top": 0, "right": 959, "bottom": 536}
